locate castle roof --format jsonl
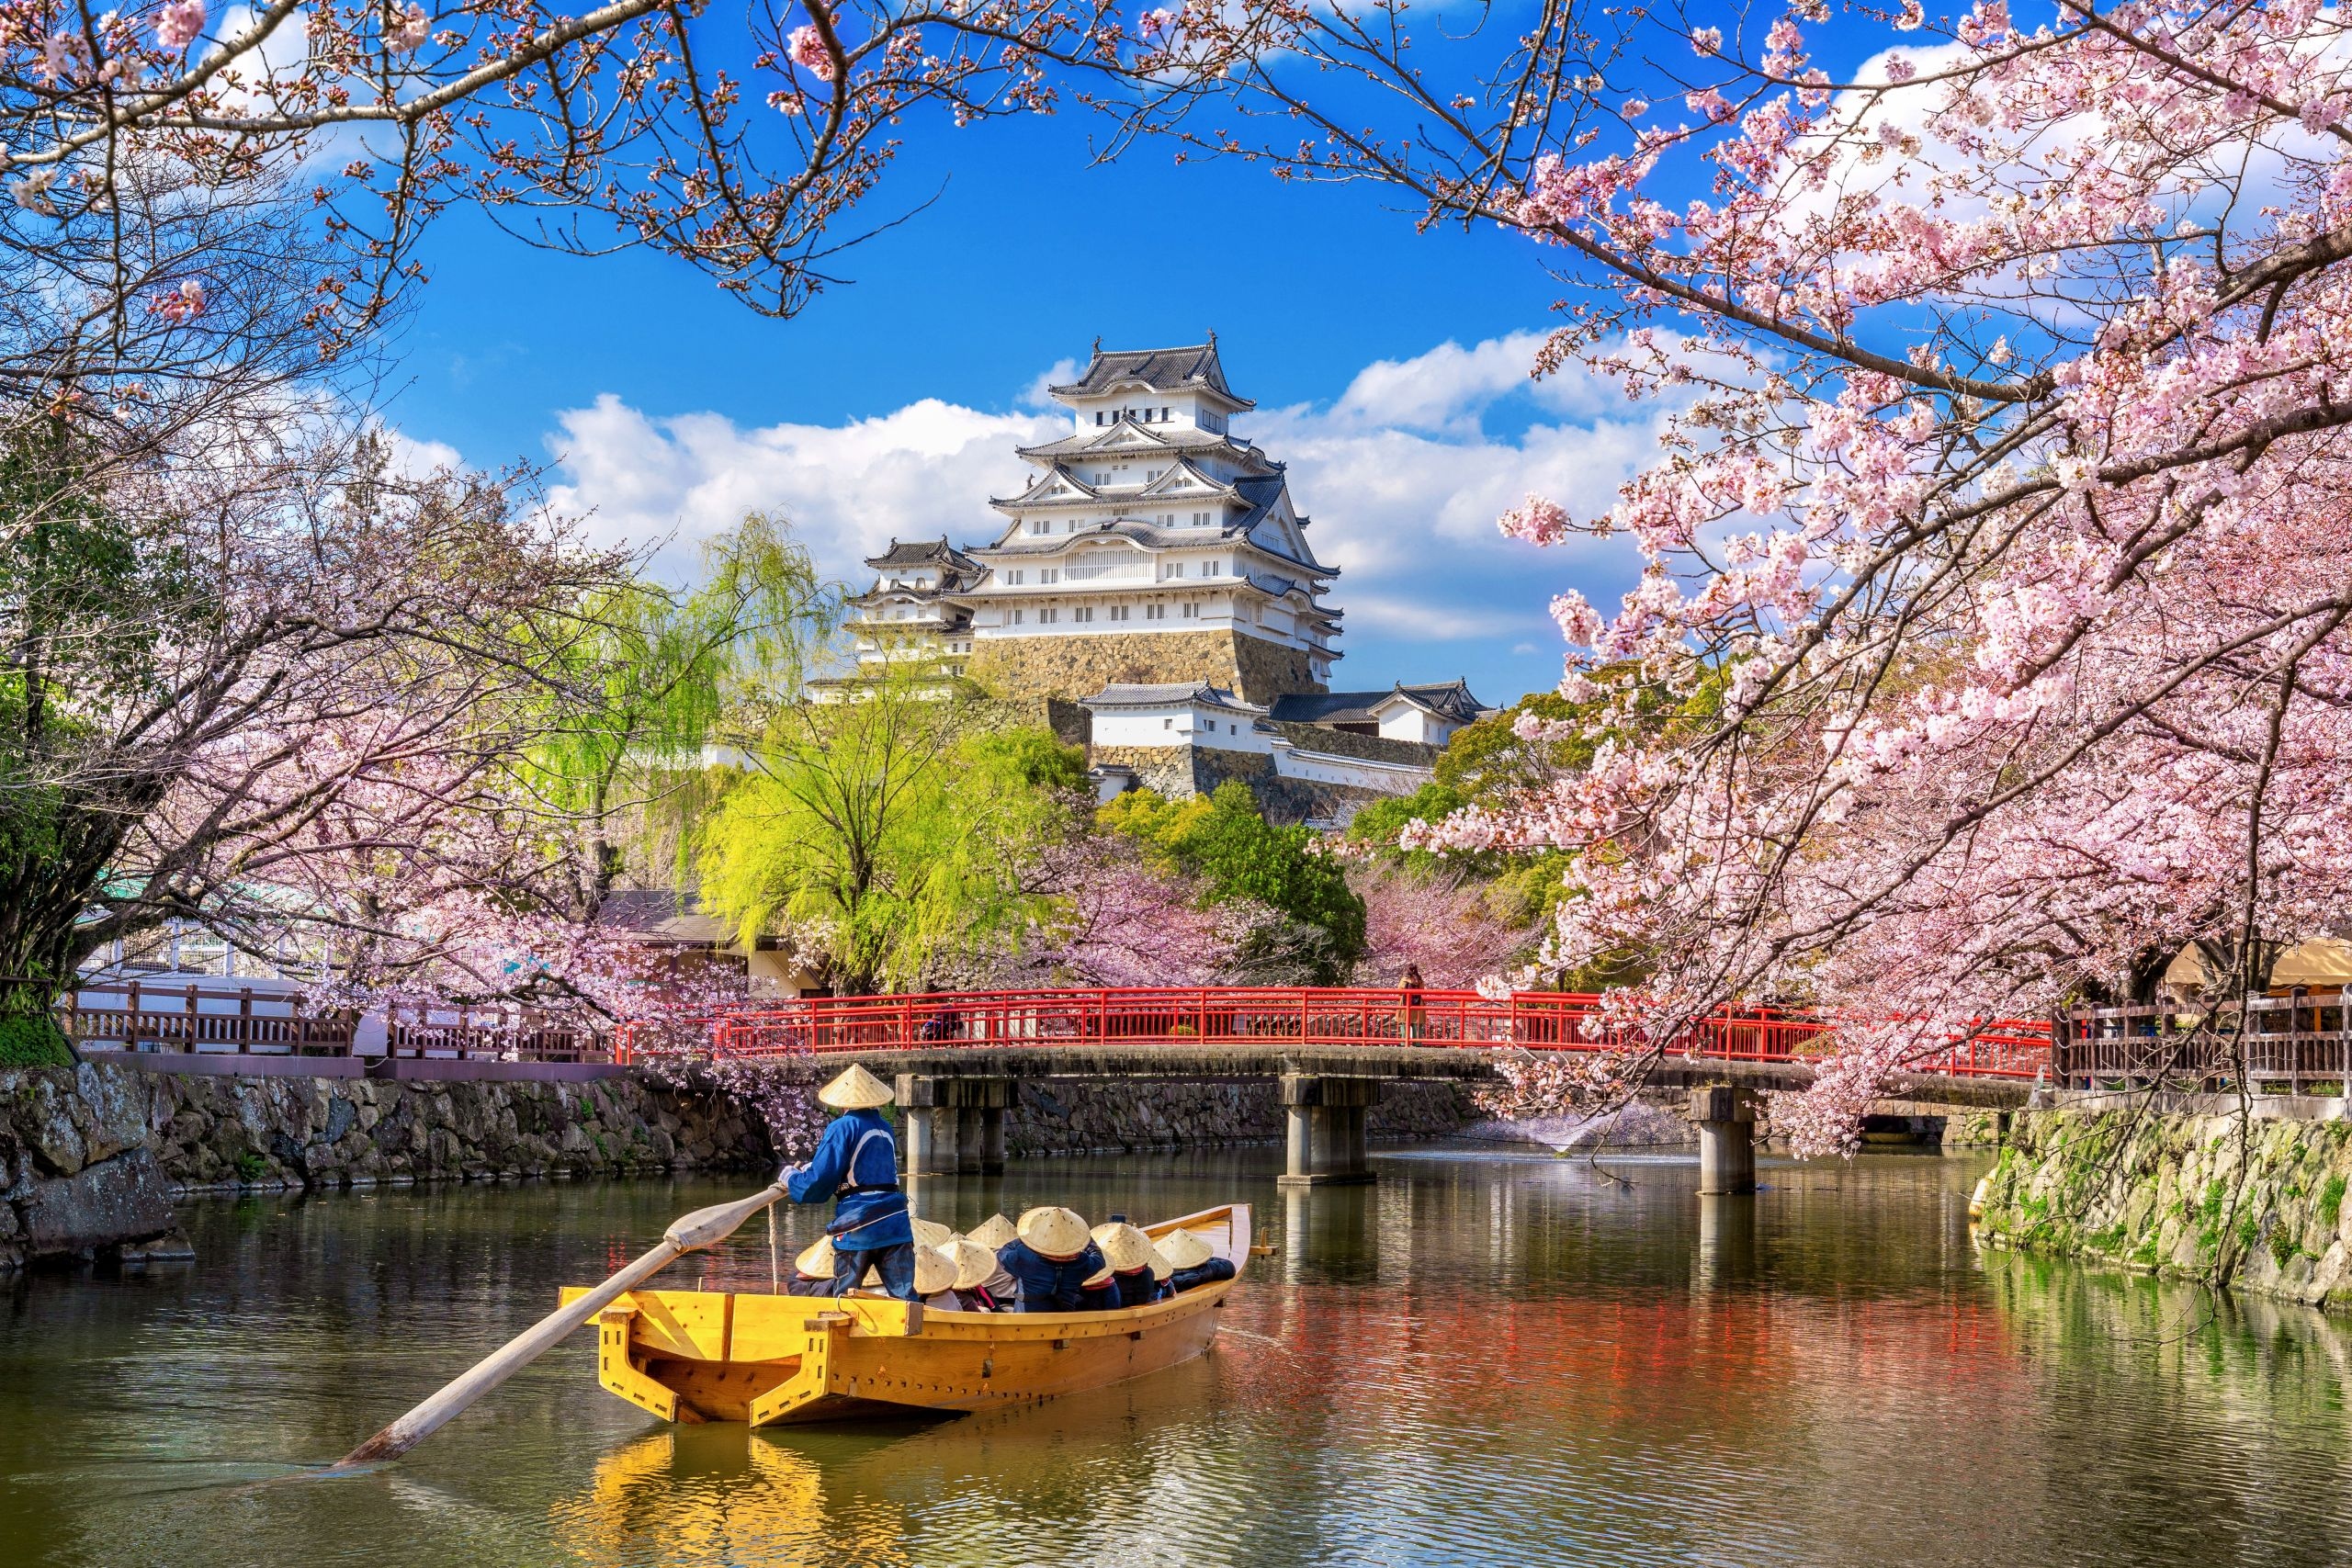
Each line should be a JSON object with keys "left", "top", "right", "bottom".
{"left": 865, "top": 537, "right": 981, "bottom": 573}
{"left": 1049, "top": 339, "right": 1253, "bottom": 411}
{"left": 967, "top": 517, "right": 1333, "bottom": 581}
{"left": 1015, "top": 422, "right": 1274, "bottom": 468}
{"left": 1081, "top": 681, "right": 1266, "bottom": 716}
{"left": 1267, "top": 681, "right": 1489, "bottom": 728}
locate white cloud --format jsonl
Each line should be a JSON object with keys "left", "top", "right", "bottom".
{"left": 543, "top": 393, "right": 1057, "bottom": 582}
{"left": 1021, "top": 356, "right": 1082, "bottom": 410}
{"left": 536, "top": 333, "right": 1663, "bottom": 697}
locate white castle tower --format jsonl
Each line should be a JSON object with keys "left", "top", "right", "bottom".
{"left": 948, "top": 337, "right": 1342, "bottom": 705}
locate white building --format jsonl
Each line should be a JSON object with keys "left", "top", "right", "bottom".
{"left": 816, "top": 537, "right": 985, "bottom": 698}
{"left": 1081, "top": 681, "right": 1480, "bottom": 825}
{"left": 949, "top": 338, "right": 1344, "bottom": 705}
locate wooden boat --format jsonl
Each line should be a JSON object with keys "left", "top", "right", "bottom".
{"left": 561, "top": 1202, "right": 1250, "bottom": 1427}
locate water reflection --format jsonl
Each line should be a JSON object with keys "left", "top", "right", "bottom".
{"left": 8, "top": 1146, "right": 2352, "bottom": 1565}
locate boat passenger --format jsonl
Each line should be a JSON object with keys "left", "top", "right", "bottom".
{"left": 1077, "top": 1259, "right": 1120, "bottom": 1312}
{"left": 912, "top": 1244, "right": 962, "bottom": 1312}
{"left": 1157, "top": 1226, "right": 1238, "bottom": 1294}
{"left": 781, "top": 1065, "right": 918, "bottom": 1302}
{"left": 1091, "top": 1222, "right": 1165, "bottom": 1308}
{"left": 967, "top": 1213, "right": 1017, "bottom": 1251}
{"left": 786, "top": 1237, "right": 839, "bottom": 1297}
{"left": 996, "top": 1206, "right": 1106, "bottom": 1312}
{"left": 910, "top": 1216, "right": 955, "bottom": 1249}
{"left": 944, "top": 1236, "right": 1015, "bottom": 1311}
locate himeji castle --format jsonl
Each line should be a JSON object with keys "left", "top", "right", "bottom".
{"left": 954, "top": 335, "right": 1341, "bottom": 704}
{"left": 834, "top": 337, "right": 1493, "bottom": 821}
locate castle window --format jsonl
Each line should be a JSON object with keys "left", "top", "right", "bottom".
{"left": 1007, "top": 570, "right": 1023, "bottom": 584}
{"left": 1182, "top": 602, "right": 1198, "bottom": 618}
{"left": 1012, "top": 610, "right": 1023, "bottom": 626}
{"left": 1095, "top": 412, "right": 1105, "bottom": 425}
{"left": 1146, "top": 604, "right": 1165, "bottom": 621}
{"left": 1109, "top": 604, "right": 1129, "bottom": 622}
{"left": 1041, "top": 569, "right": 1058, "bottom": 584}
{"left": 1073, "top": 606, "right": 1093, "bottom": 624}
{"left": 1163, "top": 717, "right": 1172, "bottom": 729}
{"left": 1028, "top": 521, "right": 1047, "bottom": 535}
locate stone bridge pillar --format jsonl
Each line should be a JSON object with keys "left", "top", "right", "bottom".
{"left": 1277, "top": 1075, "right": 1380, "bottom": 1187}
{"left": 1689, "top": 1084, "right": 1758, "bottom": 1195}
{"left": 897, "top": 1076, "right": 1012, "bottom": 1177}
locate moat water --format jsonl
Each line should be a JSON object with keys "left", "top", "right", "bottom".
{"left": 6, "top": 1145, "right": 2352, "bottom": 1566}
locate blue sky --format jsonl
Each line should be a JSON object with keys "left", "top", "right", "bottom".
{"left": 384, "top": 96, "right": 1665, "bottom": 705}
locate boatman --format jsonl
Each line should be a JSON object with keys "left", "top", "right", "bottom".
{"left": 781, "top": 1065, "right": 917, "bottom": 1301}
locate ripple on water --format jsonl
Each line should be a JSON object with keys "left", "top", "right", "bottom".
{"left": 8, "top": 1153, "right": 2352, "bottom": 1567}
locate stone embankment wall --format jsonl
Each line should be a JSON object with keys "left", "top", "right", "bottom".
{"left": 0, "top": 1063, "right": 774, "bottom": 1269}
{"left": 155, "top": 1072, "right": 775, "bottom": 1194}
{"left": 1003, "top": 1077, "right": 1472, "bottom": 1156}
{"left": 1972, "top": 1106, "right": 2352, "bottom": 1311}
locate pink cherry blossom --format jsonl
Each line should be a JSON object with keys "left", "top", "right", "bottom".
{"left": 788, "top": 23, "right": 837, "bottom": 81}
{"left": 154, "top": 0, "right": 205, "bottom": 52}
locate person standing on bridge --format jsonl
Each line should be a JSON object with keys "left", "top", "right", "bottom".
{"left": 1396, "top": 964, "right": 1429, "bottom": 1043}
{"left": 780, "top": 1065, "right": 918, "bottom": 1301}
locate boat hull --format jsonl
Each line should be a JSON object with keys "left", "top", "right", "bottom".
{"left": 563, "top": 1202, "right": 1250, "bottom": 1427}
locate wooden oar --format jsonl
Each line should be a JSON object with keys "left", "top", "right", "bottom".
{"left": 330, "top": 1179, "right": 790, "bottom": 1470}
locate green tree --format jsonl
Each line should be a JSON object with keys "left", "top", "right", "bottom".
{"left": 698, "top": 675, "right": 1084, "bottom": 993}
{"left": 516, "top": 514, "right": 831, "bottom": 918}
{"left": 1100, "top": 783, "right": 1366, "bottom": 979}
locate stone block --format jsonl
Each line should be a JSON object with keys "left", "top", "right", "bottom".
{"left": 18, "top": 1147, "right": 177, "bottom": 1256}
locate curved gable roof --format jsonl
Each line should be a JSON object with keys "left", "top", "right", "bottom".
{"left": 1048, "top": 341, "right": 1254, "bottom": 411}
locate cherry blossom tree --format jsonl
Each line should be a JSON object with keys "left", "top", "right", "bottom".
{"left": 1351, "top": 863, "right": 1537, "bottom": 990}
{"left": 1095, "top": 1, "right": 2352, "bottom": 1147}
{"left": 0, "top": 419, "right": 645, "bottom": 1048}
{"left": 0, "top": 0, "right": 1147, "bottom": 356}
{"left": 967, "top": 835, "right": 1242, "bottom": 987}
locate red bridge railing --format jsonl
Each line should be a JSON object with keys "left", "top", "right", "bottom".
{"left": 618, "top": 987, "right": 2053, "bottom": 1082}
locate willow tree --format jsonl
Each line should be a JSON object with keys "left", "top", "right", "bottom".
{"left": 513, "top": 514, "right": 834, "bottom": 923}
{"left": 698, "top": 674, "right": 1084, "bottom": 995}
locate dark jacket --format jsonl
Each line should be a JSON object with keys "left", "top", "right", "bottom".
{"left": 1113, "top": 1268, "right": 1164, "bottom": 1308}
{"left": 1170, "top": 1258, "right": 1237, "bottom": 1293}
{"left": 785, "top": 1108, "right": 912, "bottom": 1250}
{"left": 997, "top": 1237, "right": 1108, "bottom": 1312}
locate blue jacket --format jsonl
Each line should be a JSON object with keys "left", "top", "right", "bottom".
{"left": 1170, "top": 1258, "right": 1236, "bottom": 1294}
{"left": 1113, "top": 1269, "right": 1164, "bottom": 1308}
{"left": 997, "top": 1237, "right": 1108, "bottom": 1312}
{"left": 785, "top": 1108, "right": 911, "bottom": 1250}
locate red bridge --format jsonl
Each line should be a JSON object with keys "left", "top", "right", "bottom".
{"left": 618, "top": 987, "right": 2052, "bottom": 1189}
{"left": 634, "top": 985, "right": 2052, "bottom": 1081}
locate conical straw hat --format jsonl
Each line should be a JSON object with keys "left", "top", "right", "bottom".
{"left": 1080, "top": 1260, "right": 1114, "bottom": 1288}
{"left": 910, "top": 1216, "right": 954, "bottom": 1248}
{"left": 818, "top": 1064, "right": 896, "bottom": 1110}
{"left": 944, "top": 1236, "right": 999, "bottom": 1292}
{"left": 1016, "top": 1206, "right": 1090, "bottom": 1259}
{"left": 1157, "top": 1227, "right": 1216, "bottom": 1269}
{"left": 967, "top": 1213, "right": 1017, "bottom": 1250}
{"left": 794, "top": 1236, "right": 836, "bottom": 1278}
{"left": 1147, "top": 1244, "right": 1174, "bottom": 1281}
{"left": 911, "top": 1244, "right": 958, "bottom": 1296}
{"left": 1091, "top": 1221, "right": 1156, "bottom": 1274}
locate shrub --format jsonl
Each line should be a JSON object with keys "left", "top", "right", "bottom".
{"left": 0, "top": 1013, "right": 73, "bottom": 1067}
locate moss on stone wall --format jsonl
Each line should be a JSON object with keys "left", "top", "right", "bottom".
{"left": 1976, "top": 1107, "right": 2352, "bottom": 1309}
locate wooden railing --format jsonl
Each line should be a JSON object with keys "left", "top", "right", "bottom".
{"left": 58, "top": 985, "right": 610, "bottom": 1064}
{"left": 62, "top": 981, "right": 355, "bottom": 1055}
{"left": 380, "top": 1001, "right": 609, "bottom": 1064}
{"left": 2058, "top": 994, "right": 2352, "bottom": 1094}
